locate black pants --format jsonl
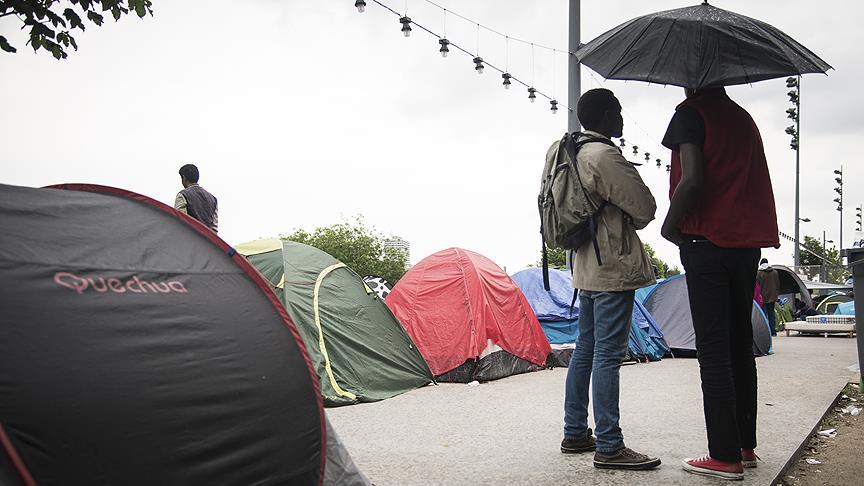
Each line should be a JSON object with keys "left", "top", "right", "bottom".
{"left": 680, "top": 238, "right": 760, "bottom": 462}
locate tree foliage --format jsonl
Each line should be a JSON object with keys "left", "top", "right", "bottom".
{"left": 799, "top": 235, "right": 849, "bottom": 283}
{"left": 643, "top": 243, "right": 680, "bottom": 279}
{"left": 535, "top": 243, "right": 680, "bottom": 279}
{"left": 539, "top": 246, "right": 567, "bottom": 269}
{"left": 282, "top": 218, "right": 408, "bottom": 285}
{"left": 0, "top": 0, "right": 153, "bottom": 59}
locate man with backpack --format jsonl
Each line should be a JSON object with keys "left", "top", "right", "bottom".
{"left": 556, "top": 88, "right": 660, "bottom": 470}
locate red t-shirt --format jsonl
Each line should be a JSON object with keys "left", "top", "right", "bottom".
{"left": 666, "top": 89, "right": 780, "bottom": 248}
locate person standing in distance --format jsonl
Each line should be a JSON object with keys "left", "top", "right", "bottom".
{"left": 756, "top": 259, "right": 780, "bottom": 336}
{"left": 661, "top": 87, "right": 779, "bottom": 480}
{"left": 561, "top": 88, "right": 660, "bottom": 471}
{"left": 175, "top": 164, "right": 218, "bottom": 233}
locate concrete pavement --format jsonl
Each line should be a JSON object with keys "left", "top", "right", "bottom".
{"left": 327, "top": 335, "right": 859, "bottom": 485}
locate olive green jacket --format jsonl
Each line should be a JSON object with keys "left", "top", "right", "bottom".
{"left": 571, "top": 131, "right": 657, "bottom": 292}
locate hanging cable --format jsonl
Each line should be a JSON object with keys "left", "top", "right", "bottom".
{"left": 438, "top": 8, "right": 449, "bottom": 57}
{"left": 552, "top": 49, "right": 556, "bottom": 99}
{"left": 422, "top": 0, "right": 579, "bottom": 56}
{"left": 369, "top": 0, "right": 570, "bottom": 112}
{"left": 502, "top": 36, "right": 511, "bottom": 89}
{"left": 473, "top": 23, "right": 484, "bottom": 74}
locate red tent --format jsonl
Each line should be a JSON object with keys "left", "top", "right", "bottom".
{"left": 386, "top": 248, "right": 551, "bottom": 382}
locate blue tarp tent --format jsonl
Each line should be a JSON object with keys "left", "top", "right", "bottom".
{"left": 512, "top": 268, "right": 668, "bottom": 363}
{"left": 510, "top": 268, "right": 577, "bottom": 321}
{"left": 541, "top": 318, "right": 580, "bottom": 345}
{"left": 630, "top": 300, "right": 670, "bottom": 361}
{"left": 835, "top": 301, "right": 855, "bottom": 315}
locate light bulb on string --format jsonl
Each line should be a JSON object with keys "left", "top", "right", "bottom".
{"left": 439, "top": 38, "right": 450, "bottom": 58}
{"left": 632, "top": 145, "right": 639, "bottom": 155}
{"left": 655, "top": 158, "right": 662, "bottom": 168}
{"left": 399, "top": 16, "right": 412, "bottom": 37}
{"left": 355, "top": 0, "right": 366, "bottom": 13}
{"left": 619, "top": 138, "right": 626, "bottom": 147}
{"left": 550, "top": 100, "right": 558, "bottom": 114}
{"left": 528, "top": 87, "right": 537, "bottom": 103}
{"left": 473, "top": 57, "right": 484, "bottom": 75}
{"left": 502, "top": 73, "right": 512, "bottom": 89}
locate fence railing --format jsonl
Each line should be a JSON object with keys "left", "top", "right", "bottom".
{"left": 787, "top": 265, "right": 851, "bottom": 285}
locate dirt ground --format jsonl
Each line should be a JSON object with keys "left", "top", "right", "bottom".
{"left": 780, "top": 383, "right": 864, "bottom": 486}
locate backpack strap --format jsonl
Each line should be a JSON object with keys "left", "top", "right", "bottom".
{"left": 565, "top": 134, "right": 617, "bottom": 266}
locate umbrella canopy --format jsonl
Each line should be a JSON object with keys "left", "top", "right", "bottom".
{"left": 575, "top": 2, "right": 831, "bottom": 88}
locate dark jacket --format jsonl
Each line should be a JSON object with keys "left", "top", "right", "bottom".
{"left": 756, "top": 267, "right": 780, "bottom": 303}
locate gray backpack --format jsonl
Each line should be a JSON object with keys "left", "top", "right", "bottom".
{"left": 538, "top": 132, "right": 615, "bottom": 290}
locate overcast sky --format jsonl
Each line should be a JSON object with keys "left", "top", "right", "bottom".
{"left": 1, "top": 1, "right": 860, "bottom": 272}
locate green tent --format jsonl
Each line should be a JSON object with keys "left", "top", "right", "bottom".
{"left": 236, "top": 239, "right": 432, "bottom": 406}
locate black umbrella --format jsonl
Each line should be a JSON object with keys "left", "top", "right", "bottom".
{"left": 575, "top": 1, "right": 831, "bottom": 88}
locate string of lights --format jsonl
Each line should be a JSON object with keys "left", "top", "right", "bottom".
{"left": 778, "top": 230, "right": 839, "bottom": 264}
{"left": 362, "top": 0, "right": 566, "bottom": 114}
{"left": 354, "top": 0, "right": 672, "bottom": 171}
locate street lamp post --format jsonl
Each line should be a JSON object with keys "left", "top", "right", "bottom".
{"left": 787, "top": 77, "right": 801, "bottom": 267}
{"left": 834, "top": 167, "right": 844, "bottom": 259}
{"left": 566, "top": 0, "right": 581, "bottom": 274}
{"left": 796, "top": 217, "right": 810, "bottom": 272}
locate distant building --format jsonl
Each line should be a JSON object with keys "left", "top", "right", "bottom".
{"left": 384, "top": 236, "right": 410, "bottom": 263}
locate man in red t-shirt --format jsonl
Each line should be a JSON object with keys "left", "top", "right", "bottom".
{"left": 660, "top": 87, "right": 779, "bottom": 481}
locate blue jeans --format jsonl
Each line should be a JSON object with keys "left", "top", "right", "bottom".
{"left": 762, "top": 301, "right": 776, "bottom": 335}
{"left": 563, "top": 290, "right": 634, "bottom": 453}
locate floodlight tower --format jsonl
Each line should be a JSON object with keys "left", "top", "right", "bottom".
{"left": 833, "top": 167, "right": 843, "bottom": 257}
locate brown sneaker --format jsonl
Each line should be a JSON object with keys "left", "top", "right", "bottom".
{"left": 561, "top": 428, "right": 596, "bottom": 453}
{"left": 594, "top": 446, "right": 661, "bottom": 470}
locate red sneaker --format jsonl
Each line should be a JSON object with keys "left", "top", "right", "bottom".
{"left": 741, "top": 449, "right": 760, "bottom": 468}
{"left": 683, "top": 455, "right": 744, "bottom": 481}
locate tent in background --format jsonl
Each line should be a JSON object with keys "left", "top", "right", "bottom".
{"left": 816, "top": 293, "right": 853, "bottom": 314}
{"left": 510, "top": 268, "right": 580, "bottom": 366}
{"left": 237, "top": 239, "right": 432, "bottom": 406}
{"left": 772, "top": 265, "right": 814, "bottom": 308}
{"left": 511, "top": 268, "right": 668, "bottom": 365}
{"left": 0, "top": 184, "right": 326, "bottom": 485}
{"left": 387, "top": 248, "right": 552, "bottom": 382}
{"left": 362, "top": 275, "right": 393, "bottom": 300}
{"left": 835, "top": 301, "right": 855, "bottom": 316}
{"left": 630, "top": 300, "right": 670, "bottom": 362}
{"left": 639, "top": 275, "right": 773, "bottom": 357}
{"left": 510, "top": 267, "right": 577, "bottom": 321}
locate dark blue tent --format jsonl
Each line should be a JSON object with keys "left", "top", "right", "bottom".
{"left": 512, "top": 268, "right": 668, "bottom": 364}
{"left": 630, "top": 300, "right": 669, "bottom": 362}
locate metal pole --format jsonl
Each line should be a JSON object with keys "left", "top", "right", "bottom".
{"left": 568, "top": 0, "right": 581, "bottom": 133}
{"left": 793, "top": 76, "right": 801, "bottom": 268}
{"left": 566, "top": 0, "right": 581, "bottom": 274}
{"left": 823, "top": 230, "right": 829, "bottom": 282}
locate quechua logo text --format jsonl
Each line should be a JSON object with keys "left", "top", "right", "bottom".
{"left": 54, "top": 272, "right": 188, "bottom": 295}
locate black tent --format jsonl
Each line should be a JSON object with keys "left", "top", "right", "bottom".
{"left": 0, "top": 183, "right": 326, "bottom": 485}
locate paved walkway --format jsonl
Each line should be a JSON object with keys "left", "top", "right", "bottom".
{"left": 327, "top": 335, "right": 859, "bottom": 485}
